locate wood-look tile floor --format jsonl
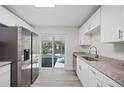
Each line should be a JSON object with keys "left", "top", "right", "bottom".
{"left": 31, "top": 69, "right": 82, "bottom": 87}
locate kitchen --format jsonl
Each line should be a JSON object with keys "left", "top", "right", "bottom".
{"left": 0, "top": 3, "right": 124, "bottom": 89}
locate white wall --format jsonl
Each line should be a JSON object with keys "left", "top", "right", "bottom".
{"left": 0, "top": 6, "right": 33, "bottom": 31}
{"left": 35, "top": 26, "right": 82, "bottom": 70}
{"left": 80, "top": 31, "right": 124, "bottom": 61}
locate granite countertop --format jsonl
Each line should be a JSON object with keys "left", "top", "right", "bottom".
{"left": 73, "top": 52, "right": 124, "bottom": 87}
{"left": 0, "top": 61, "right": 11, "bottom": 67}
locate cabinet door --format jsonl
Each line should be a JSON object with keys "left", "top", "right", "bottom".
{"left": 103, "top": 75, "right": 121, "bottom": 87}
{"left": 83, "top": 33, "right": 91, "bottom": 45}
{"left": 79, "top": 25, "right": 91, "bottom": 45}
{"left": 88, "top": 67, "right": 98, "bottom": 87}
{"left": 79, "top": 27, "right": 83, "bottom": 45}
{"left": 0, "top": 64, "right": 10, "bottom": 87}
{"left": 76, "top": 58, "right": 82, "bottom": 79}
{"left": 80, "top": 60, "right": 89, "bottom": 87}
{"left": 86, "top": 8, "right": 100, "bottom": 33}
{"left": 91, "top": 8, "right": 100, "bottom": 30}
{"left": 101, "top": 6, "right": 123, "bottom": 42}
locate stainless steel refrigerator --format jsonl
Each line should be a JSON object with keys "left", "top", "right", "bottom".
{"left": 0, "top": 26, "right": 39, "bottom": 87}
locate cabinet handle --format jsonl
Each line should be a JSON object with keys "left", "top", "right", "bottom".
{"left": 90, "top": 69, "right": 96, "bottom": 75}
{"left": 97, "top": 84, "right": 100, "bottom": 87}
{"left": 108, "top": 84, "right": 114, "bottom": 87}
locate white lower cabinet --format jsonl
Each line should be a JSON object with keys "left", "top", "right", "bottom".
{"left": 80, "top": 60, "right": 89, "bottom": 87}
{"left": 76, "top": 58, "right": 89, "bottom": 86}
{"left": 0, "top": 64, "right": 10, "bottom": 87}
{"left": 76, "top": 58, "right": 82, "bottom": 80}
{"left": 89, "top": 69, "right": 97, "bottom": 87}
{"left": 89, "top": 66, "right": 100, "bottom": 87}
{"left": 76, "top": 58, "right": 122, "bottom": 87}
{"left": 102, "top": 75, "right": 121, "bottom": 87}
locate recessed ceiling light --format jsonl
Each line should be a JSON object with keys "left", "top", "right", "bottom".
{"left": 34, "top": 0, "right": 56, "bottom": 8}
{"left": 34, "top": 4, "right": 55, "bottom": 8}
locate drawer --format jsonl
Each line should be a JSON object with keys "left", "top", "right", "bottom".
{"left": 103, "top": 75, "right": 121, "bottom": 87}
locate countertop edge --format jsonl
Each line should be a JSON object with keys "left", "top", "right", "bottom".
{"left": 73, "top": 52, "right": 124, "bottom": 87}
{"left": 0, "top": 61, "right": 12, "bottom": 67}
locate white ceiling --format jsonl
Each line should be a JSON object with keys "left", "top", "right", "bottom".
{"left": 4, "top": 5, "right": 100, "bottom": 27}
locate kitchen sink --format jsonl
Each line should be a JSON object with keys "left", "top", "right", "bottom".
{"left": 81, "top": 56, "right": 98, "bottom": 61}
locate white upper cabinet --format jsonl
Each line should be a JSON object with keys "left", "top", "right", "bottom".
{"left": 79, "top": 8, "right": 100, "bottom": 45}
{"left": 101, "top": 6, "right": 124, "bottom": 43}
{"left": 0, "top": 6, "right": 33, "bottom": 31}
{"left": 84, "top": 8, "right": 101, "bottom": 34}
{"left": 79, "top": 25, "right": 91, "bottom": 45}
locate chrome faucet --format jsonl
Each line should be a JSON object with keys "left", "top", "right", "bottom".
{"left": 89, "top": 46, "right": 99, "bottom": 58}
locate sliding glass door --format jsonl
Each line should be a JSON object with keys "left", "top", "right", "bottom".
{"left": 54, "top": 37, "right": 65, "bottom": 68}
{"left": 41, "top": 35, "right": 65, "bottom": 68}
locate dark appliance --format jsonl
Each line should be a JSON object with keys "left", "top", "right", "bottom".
{"left": 24, "top": 49, "right": 30, "bottom": 61}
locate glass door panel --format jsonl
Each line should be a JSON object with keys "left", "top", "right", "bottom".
{"left": 42, "top": 40, "right": 52, "bottom": 67}
{"left": 53, "top": 37, "right": 65, "bottom": 68}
